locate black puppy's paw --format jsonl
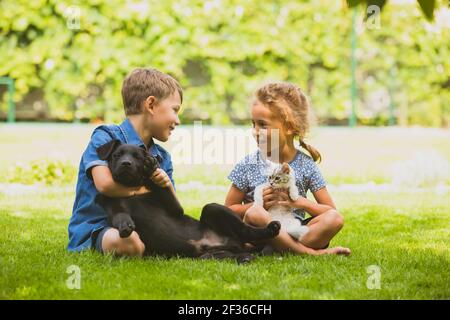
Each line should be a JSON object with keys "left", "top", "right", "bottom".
{"left": 267, "top": 221, "right": 281, "bottom": 237}
{"left": 118, "top": 219, "right": 135, "bottom": 238}
{"left": 236, "top": 253, "right": 255, "bottom": 264}
{"left": 112, "top": 213, "right": 136, "bottom": 238}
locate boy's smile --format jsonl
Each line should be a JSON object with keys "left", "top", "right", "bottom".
{"left": 150, "top": 91, "right": 182, "bottom": 142}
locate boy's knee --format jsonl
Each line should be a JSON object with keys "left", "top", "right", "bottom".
{"left": 103, "top": 229, "right": 145, "bottom": 257}
{"left": 323, "top": 209, "right": 344, "bottom": 231}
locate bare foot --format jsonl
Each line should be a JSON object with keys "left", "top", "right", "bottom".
{"left": 326, "top": 246, "right": 351, "bottom": 256}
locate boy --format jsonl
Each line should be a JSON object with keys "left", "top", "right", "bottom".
{"left": 68, "top": 68, "right": 182, "bottom": 257}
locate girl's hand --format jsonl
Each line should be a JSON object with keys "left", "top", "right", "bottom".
{"left": 263, "top": 187, "right": 292, "bottom": 210}
{"left": 151, "top": 168, "right": 172, "bottom": 188}
{"left": 278, "top": 196, "right": 306, "bottom": 209}
{"left": 262, "top": 186, "right": 277, "bottom": 210}
{"left": 262, "top": 187, "right": 289, "bottom": 210}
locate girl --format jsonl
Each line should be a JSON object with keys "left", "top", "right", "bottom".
{"left": 225, "top": 82, "right": 351, "bottom": 256}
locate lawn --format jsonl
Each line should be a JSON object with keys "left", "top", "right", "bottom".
{"left": 0, "top": 124, "right": 449, "bottom": 299}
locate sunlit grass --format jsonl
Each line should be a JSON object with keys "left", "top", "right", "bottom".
{"left": 0, "top": 187, "right": 448, "bottom": 299}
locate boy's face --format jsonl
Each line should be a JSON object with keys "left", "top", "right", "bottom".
{"left": 149, "top": 91, "right": 181, "bottom": 142}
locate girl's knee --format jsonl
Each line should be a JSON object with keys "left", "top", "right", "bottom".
{"left": 323, "top": 209, "right": 344, "bottom": 231}
{"left": 244, "top": 206, "right": 271, "bottom": 226}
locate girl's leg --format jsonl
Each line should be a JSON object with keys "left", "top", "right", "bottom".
{"left": 299, "top": 209, "right": 344, "bottom": 250}
{"left": 244, "top": 206, "right": 349, "bottom": 255}
{"left": 244, "top": 206, "right": 322, "bottom": 255}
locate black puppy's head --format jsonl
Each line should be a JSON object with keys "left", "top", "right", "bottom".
{"left": 96, "top": 140, "right": 159, "bottom": 187}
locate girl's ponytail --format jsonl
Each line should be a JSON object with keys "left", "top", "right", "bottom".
{"left": 299, "top": 140, "right": 322, "bottom": 163}
{"left": 255, "top": 82, "right": 321, "bottom": 163}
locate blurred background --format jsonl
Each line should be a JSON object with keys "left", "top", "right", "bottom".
{"left": 0, "top": 0, "right": 449, "bottom": 190}
{"left": 0, "top": 0, "right": 448, "bottom": 126}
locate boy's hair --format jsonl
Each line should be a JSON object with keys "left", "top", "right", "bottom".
{"left": 121, "top": 68, "right": 183, "bottom": 115}
{"left": 255, "top": 82, "right": 322, "bottom": 163}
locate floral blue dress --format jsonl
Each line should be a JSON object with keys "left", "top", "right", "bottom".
{"left": 228, "top": 149, "right": 326, "bottom": 221}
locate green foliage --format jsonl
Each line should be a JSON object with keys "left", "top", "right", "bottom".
{"left": 346, "top": 0, "right": 436, "bottom": 20}
{"left": 7, "top": 159, "right": 76, "bottom": 185}
{"left": 0, "top": 0, "right": 448, "bottom": 126}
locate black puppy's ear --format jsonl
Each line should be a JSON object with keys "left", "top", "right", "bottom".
{"left": 96, "top": 139, "right": 121, "bottom": 160}
{"left": 143, "top": 154, "right": 159, "bottom": 174}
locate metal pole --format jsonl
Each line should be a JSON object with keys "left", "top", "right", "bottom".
{"left": 350, "top": 8, "right": 357, "bottom": 127}
{"left": 7, "top": 78, "right": 15, "bottom": 123}
{"left": 388, "top": 66, "right": 396, "bottom": 126}
{"left": 0, "top": 77, "right": 15, "bottom": 123}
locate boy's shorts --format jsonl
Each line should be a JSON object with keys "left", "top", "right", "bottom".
{"left": 92, "top": 227, "right": 111, "bottom": 253}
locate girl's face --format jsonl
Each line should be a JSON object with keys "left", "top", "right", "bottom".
{"left": 251, "top": 100, "right": 290, "bottom": 158}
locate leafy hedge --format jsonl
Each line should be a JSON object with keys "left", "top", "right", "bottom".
{"left": 0, "top": 0, "right": 448, "bottom": 126}
{"left": 7, "top": 159, "right": 76, "bottom": 185}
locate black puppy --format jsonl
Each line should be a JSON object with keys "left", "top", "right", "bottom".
{"left": 95, "top": 140, "right": 280, "bottom": 263}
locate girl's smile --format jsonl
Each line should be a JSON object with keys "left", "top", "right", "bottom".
{"left": 251, "top": 100, "right": 295, "bottom": 163}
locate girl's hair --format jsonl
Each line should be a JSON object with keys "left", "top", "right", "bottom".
{"left": 255, "top": 82, "right": 322, "bottom": 163}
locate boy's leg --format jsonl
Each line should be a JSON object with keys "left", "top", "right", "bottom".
{"left": 96, "top": 227, "right": 145, "bottom": 257}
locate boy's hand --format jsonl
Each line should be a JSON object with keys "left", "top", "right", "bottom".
{"left": 133, "top": 185, "right": 151, "bottom": 196}
{"left": 151, "top": 168, "right": 172, "bottom": 188}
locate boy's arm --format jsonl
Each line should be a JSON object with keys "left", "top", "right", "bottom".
{"left": 83, "top": 128, "right": 149, "bottom": 197}
{"left": 92, "top": 166, "right": 149, "bottom": 197}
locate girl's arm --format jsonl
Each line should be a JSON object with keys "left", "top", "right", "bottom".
{"left": 225, "top": 185, "right": 252, "bottom": 219}
{"left": 279, "top": 187, "right": 336, "bottom": 217}
{"left": 225, "top": 185, "right": 281, "bottom": 219}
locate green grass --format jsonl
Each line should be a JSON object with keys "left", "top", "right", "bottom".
{"left": 0, "top": 187, "right": 448, "bottom": 299}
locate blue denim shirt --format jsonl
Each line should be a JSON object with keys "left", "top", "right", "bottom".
{"left": 67, "top": 118, "right": 174, "bottom": 252}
